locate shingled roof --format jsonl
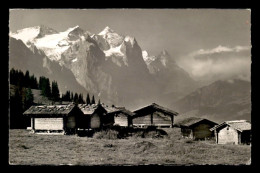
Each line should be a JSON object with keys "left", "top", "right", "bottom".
{"left": 133, "top": 103, "right": 178, "bottom": 117}
{"left": 78, "top": 104, "right": 107, "bottom": 115}
{"left": 175, "top": 117, "right": 218, "bottom": 128}
{"left": 99, "top": 104, "right": 135, "bottom": 116}
{"left": 108, "top": 107, "right": 135, "bottom": 117}
{"left": 210, "top": 120, "right": 251, "bottom": 132}
{"left": 23, "top": 103, "right": 77, "bottom": 116}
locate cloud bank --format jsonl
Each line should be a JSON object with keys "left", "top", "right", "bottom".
{"left": 178, "top": 45, "right": 251, "bottom": 82}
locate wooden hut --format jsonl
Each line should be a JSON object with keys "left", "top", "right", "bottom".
{"left": 210, "top": 120, "right": 251, "bottom": 145}
{"left": 77, "top": 104, "right": 114, "bottom": 129}
{"left": 132, "top": 103, "right": 178, "bottom": 128}
{"left": 106, "top": 106, "right": 135, "bottom": 127}
{"left": 175, "top": 117, "right": 218, "bottom": 140}
{"left": 23, "top": 103, "right": 83, "bottom": 134}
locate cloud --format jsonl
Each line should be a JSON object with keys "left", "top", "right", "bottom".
{"left": 178, "top": 45, "right": 251, "bottom": 82}
{"left": 193, "top": 45, "right": 250, "bottom": 56}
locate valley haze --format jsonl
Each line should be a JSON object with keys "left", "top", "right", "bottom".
{"left": 9, "top": 9, "right": 251, "bottom": 123}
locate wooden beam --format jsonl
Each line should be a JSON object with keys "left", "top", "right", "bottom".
{"left": 171, "top": 115, "right": 173, "bottom": 128}
{"left": 31, "top": 117, "right": 35, "bottom": 133}
{"left": 151, "top": 113, "right": 153, "bottom": 125}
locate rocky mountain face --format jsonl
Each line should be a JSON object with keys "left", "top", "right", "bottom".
{"left": 9, "top": 37, "right": 87, "bottom": 95}
{"left": 173, "top": 79, "right": 251, "bottom": 123}
{"left": 9, "top": 25, "right": 205, "bottom": 110}
{"left": 142, "top": 49, "right": 199, "bottom": 107}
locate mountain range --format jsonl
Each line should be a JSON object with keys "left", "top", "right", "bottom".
{"left": 9, "top": 25, "right": 251, "bottom": 121}
{"left": 173, "top": 79, "right": 251, "bottom": 123}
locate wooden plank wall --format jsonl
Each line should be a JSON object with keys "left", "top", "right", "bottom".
{"left": 34, "top": 118, "right": 63, "bottom": 130}
{"left": 114, "top": 114, "right": 128, "bottom": 127}
{"left": 152, "top": 113, "right": 171, "bottom": 126}
{"left": 90, "top": 114, "right": 101, "bottom": 129}
{"left": 66, "top": 116, "right": 76, "bottom": 129}
{"left": 193, "top": 124, "right": 214, "bottom": 139}
{"left": 132, "top": 115, "right": 151, "bottom": 125}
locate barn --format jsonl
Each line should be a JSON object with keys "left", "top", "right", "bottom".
{"left": 77, "top": 104, "right": 114, "bottom": 129}
{"left": 175, "top": 117, "right": 218, "bottom": 140}
{"left": 210, "top": 120, "right": 251, "bottom": 145}
{"left": 23, "top": 103, "right": 84, "bottom": 134}
{"left": 132, "top": 103, "right": 178, "bottom": 128}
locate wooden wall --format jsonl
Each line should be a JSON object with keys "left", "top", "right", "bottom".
{"left": 34, "top": 118, "right": 63, "bottom": 130}
{"left": 152, "top": 113, "right": 172, "bottom": 126}
{"left": 218, "top": 126, "right": 238, "bottom": 144}
{"left": 193, "top": 123, "right": 214, "bottom": 140}
{"left": 66, "top": 116, "right": 76, "bottom": 129}
{"left": 90, "top": 113, "right": 101, "bottom": 129}
{"left": 132, "top": 112, "right": 172, "bottom": 127}
{"left": 132, "top": 115, "right": 151, "bottom": 126}
{"left": 114, "top": 114, "right": 128, "bottom": 127}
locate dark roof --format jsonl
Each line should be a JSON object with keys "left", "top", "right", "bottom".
{"left": 77, "top": 104, "right": 135, "bottom": 116}
{"left": 78, "top": 104, "right": 107, "bottom": 115}
{"left": 23, "top": 103, "right": 77, "bottom": 116}
{"left": 113, "top": 107, "right": 135, "bottom": 117}
{"left": 175, "top": 117, "right": 218, "bottom": 128}
{"left": 210, "top": 120, "right": 251, "bottom": 132}
{"left": 133, "top": 103, "right": 178, "bottom": 117}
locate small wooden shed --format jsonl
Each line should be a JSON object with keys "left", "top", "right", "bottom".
{"left": 23, "top": 103, "right": 84, "bottom": 134}
{"left": 105, "top": 106, "right": 135, "bottom": 127}
{"left": 132, "top": 103, "right": 178, "bottom": 128}
{"left": 78, "top": 104, "right": 114, "bottom": 129}
{"left": 210, "top": 120, "right": 251, "bottom": 145}
{"left": 175, "top": 117, "right": 218, "bottom": 140}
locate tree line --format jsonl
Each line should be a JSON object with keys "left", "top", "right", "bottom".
{"left": 10, "top": 68, "right": 60, "bottom": 102}
{"left": 61, "top": 91, "right": 99, "bottom": 105}
{"left": 10, "top": 68, "right": 100, "bottom": 129}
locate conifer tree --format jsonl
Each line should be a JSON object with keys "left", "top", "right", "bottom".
{"left": 86, "top": 93, "right": 91, "bottom": 105}
{"left": 78, "top": 93, "right": 84, "bottom": 104}
{"left": 10, "top": 88, "right": 24, "bottom": 129}
{"left": 51, "top": 81, "right": 60, "bottom": 101}
{"left": 24, "top": 70, "right": 30, "bottom": 88}
{"left": 70, "top": 92, "right": 74, "bottom": 102}
{"left": 91, "top": 95, "right": 95, "bottom": 105}
{"left": 74, "top": 93, "right": 79, "bottom": 104}
{"left": 24, "top": 87, "right": 34, "bottom": 110}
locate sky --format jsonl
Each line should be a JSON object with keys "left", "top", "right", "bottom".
{"left": 9, "top": 9, "right": 251, "bottom": 81}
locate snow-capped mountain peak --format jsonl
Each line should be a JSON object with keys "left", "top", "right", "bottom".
{"left": 10, "top": 25, "right": 59, "bottom": 46}
{"left": 142, "top": 50, "right": 157, "bottom": 64}
{"left": 66, "top": 25, "right": 80, "bottom": 33}
{"left": 10, "top": 26, "right": 41, "bottom": 46}
{"left": 98, "top": 26, "right": 115, "bottom": 35}
{"left": 37, "top": 25, "right": 58, "bottom": 38}
{"left": 97, "top": 27, "right": 124, "bottom": 48}
{"left": 25, "top": 25, "right": 85, "bottom": 61}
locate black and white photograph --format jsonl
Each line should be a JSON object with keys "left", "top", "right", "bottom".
{"left": 8, "top": 9, "right": 251, "bottom": 165}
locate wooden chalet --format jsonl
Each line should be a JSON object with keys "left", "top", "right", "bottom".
{"left": 23, "top": 103, "right": 84, "bottom": 134}
{"left": 210, "top": 120, "right": 251, "bottom": 145}
{"left": 132, "top": 103, "right": 178, "bottom": 128}
{"left": 175, "top": 117, "right": 218, "bottom": 140}
{"left": 77, "top": 104, "right": 115, "bottom": 130}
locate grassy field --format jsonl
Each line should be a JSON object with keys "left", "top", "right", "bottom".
{"left": 9, "top": 128, "right": 251, "bottom": 166}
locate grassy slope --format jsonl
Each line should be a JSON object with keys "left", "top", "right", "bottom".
{"left": 9, "top": 129, "right": 251, "bottom": 165}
